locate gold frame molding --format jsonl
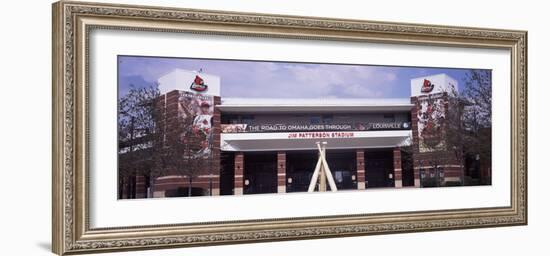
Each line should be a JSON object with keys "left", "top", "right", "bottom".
{"left": 52, "top": 1, "right": 527, "bottom": 255}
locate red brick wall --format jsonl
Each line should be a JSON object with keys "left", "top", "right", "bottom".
{"left": 211, "top": 96, "right": 222, "bottom": 194}
{"left": 356, "top": 149, "right": 366, "bottom": 189}
{"left": 277, "top": 151, "right": 287, "bottom": 193}
{"left": 393, "top": 148, "right": 403, "bottom": 187}
{"left": 154, "top": 175, "right": 218, "bottom": 196}
{"left": 120, "top": 90, "right": 222, "bottom": 197}
{"left": 410, "top": 95, "right": 464, "bottom": 185}
{"left": 234, "top": 152, "right": 244, "bottom": 194}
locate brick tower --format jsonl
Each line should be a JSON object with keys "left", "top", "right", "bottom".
{"left": 410, "top": 74, "right": 464, "bottom": 187}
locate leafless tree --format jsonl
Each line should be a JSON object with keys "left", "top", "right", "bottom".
{"left": 444, "top": 89, "right": 467, "bottom": 170}
{"left": 461, "top": 70, "right": 492, "bottom": 162}
{"left": 119, "top": 84, "right": 216, "bottom": 198}
{"left": 118, "top": 84, "right": 161, "bottom": 198}
{"left": 417, "top": 70, "right": 492, "bottom": 186}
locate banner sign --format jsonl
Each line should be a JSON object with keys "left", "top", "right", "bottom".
{"left": 416, "top": 94, "right": 447, "bottom": 152}
{"left": 178, "top": 91, "right": 214, "bottom": 158}
{"left": 221, "top": 122, "right": 410, "bottom": 133}
{"left": 287, "top": 132, "right": 355, "bottom": 139}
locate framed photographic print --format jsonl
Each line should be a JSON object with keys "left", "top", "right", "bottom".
{"left": 52, "top": 1, "right": 527, "bottom": 255}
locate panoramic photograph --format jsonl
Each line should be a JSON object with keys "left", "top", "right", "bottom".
{"left": 117, "top": 55, "right": 492, "bottom": 199}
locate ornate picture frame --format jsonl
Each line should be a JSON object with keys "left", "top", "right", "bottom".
{"left": 52, "top": 1, "right": 527, "bottom": 255}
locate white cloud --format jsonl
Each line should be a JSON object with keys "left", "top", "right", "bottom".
{"left": 340, "top": 84, "right": 382, "bottom": 98}
{"left": 279, "top": 64, "right": 399, "bottom": 98}
{"left": 120, "top": 56, "right": 404, "bottom": 99}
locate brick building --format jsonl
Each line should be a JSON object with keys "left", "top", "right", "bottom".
{"left": 118, "top": 71, "right": 491, "bottom": 199}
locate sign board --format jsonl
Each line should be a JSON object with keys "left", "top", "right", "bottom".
{"left": 221, "top": 122, "right": 411, "bottom": 133}
{"left": 410, "top": 73, "right": 458, "bottom": 97}
{"left": 158, "top": 69, "right": 221, "bottom": 96}
{"left": 287, "top": 132, "right": 355, "bottom": 139}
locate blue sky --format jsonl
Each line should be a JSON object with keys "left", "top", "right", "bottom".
{"left": 118, "top": 55, "right": 479, "bottom": 99}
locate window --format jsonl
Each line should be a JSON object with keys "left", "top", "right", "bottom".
{"left": 322, "top": 114, "right": 333, "bottom": 124}
{"left": 383, "top": 113, "right": 395, "bottom": 122}
{"left": 221, "top": 115, "right": 239, "bottom": 124}
{"left": 310, "top": 116, "right": 321, "bottom": 124}
{"left": 241, "top": 115, "right": 255, "bottom": 125}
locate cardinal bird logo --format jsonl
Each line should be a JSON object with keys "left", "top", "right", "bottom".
{"left": 421, "top": 79, "right": 435, "bottom": 93}
{"left": 190, "top": 75, "right": 208, "bottom": 92}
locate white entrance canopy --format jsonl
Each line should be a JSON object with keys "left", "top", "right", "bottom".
{"left": 220, "top": 130, "right": 412, "bottom": 152}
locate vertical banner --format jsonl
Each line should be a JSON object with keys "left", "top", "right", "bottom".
{"left": 177, "top": 91, "right": 214, "bottom": 159}
{"left": 416, "top": 94, "right": 447, "bottom": 152}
